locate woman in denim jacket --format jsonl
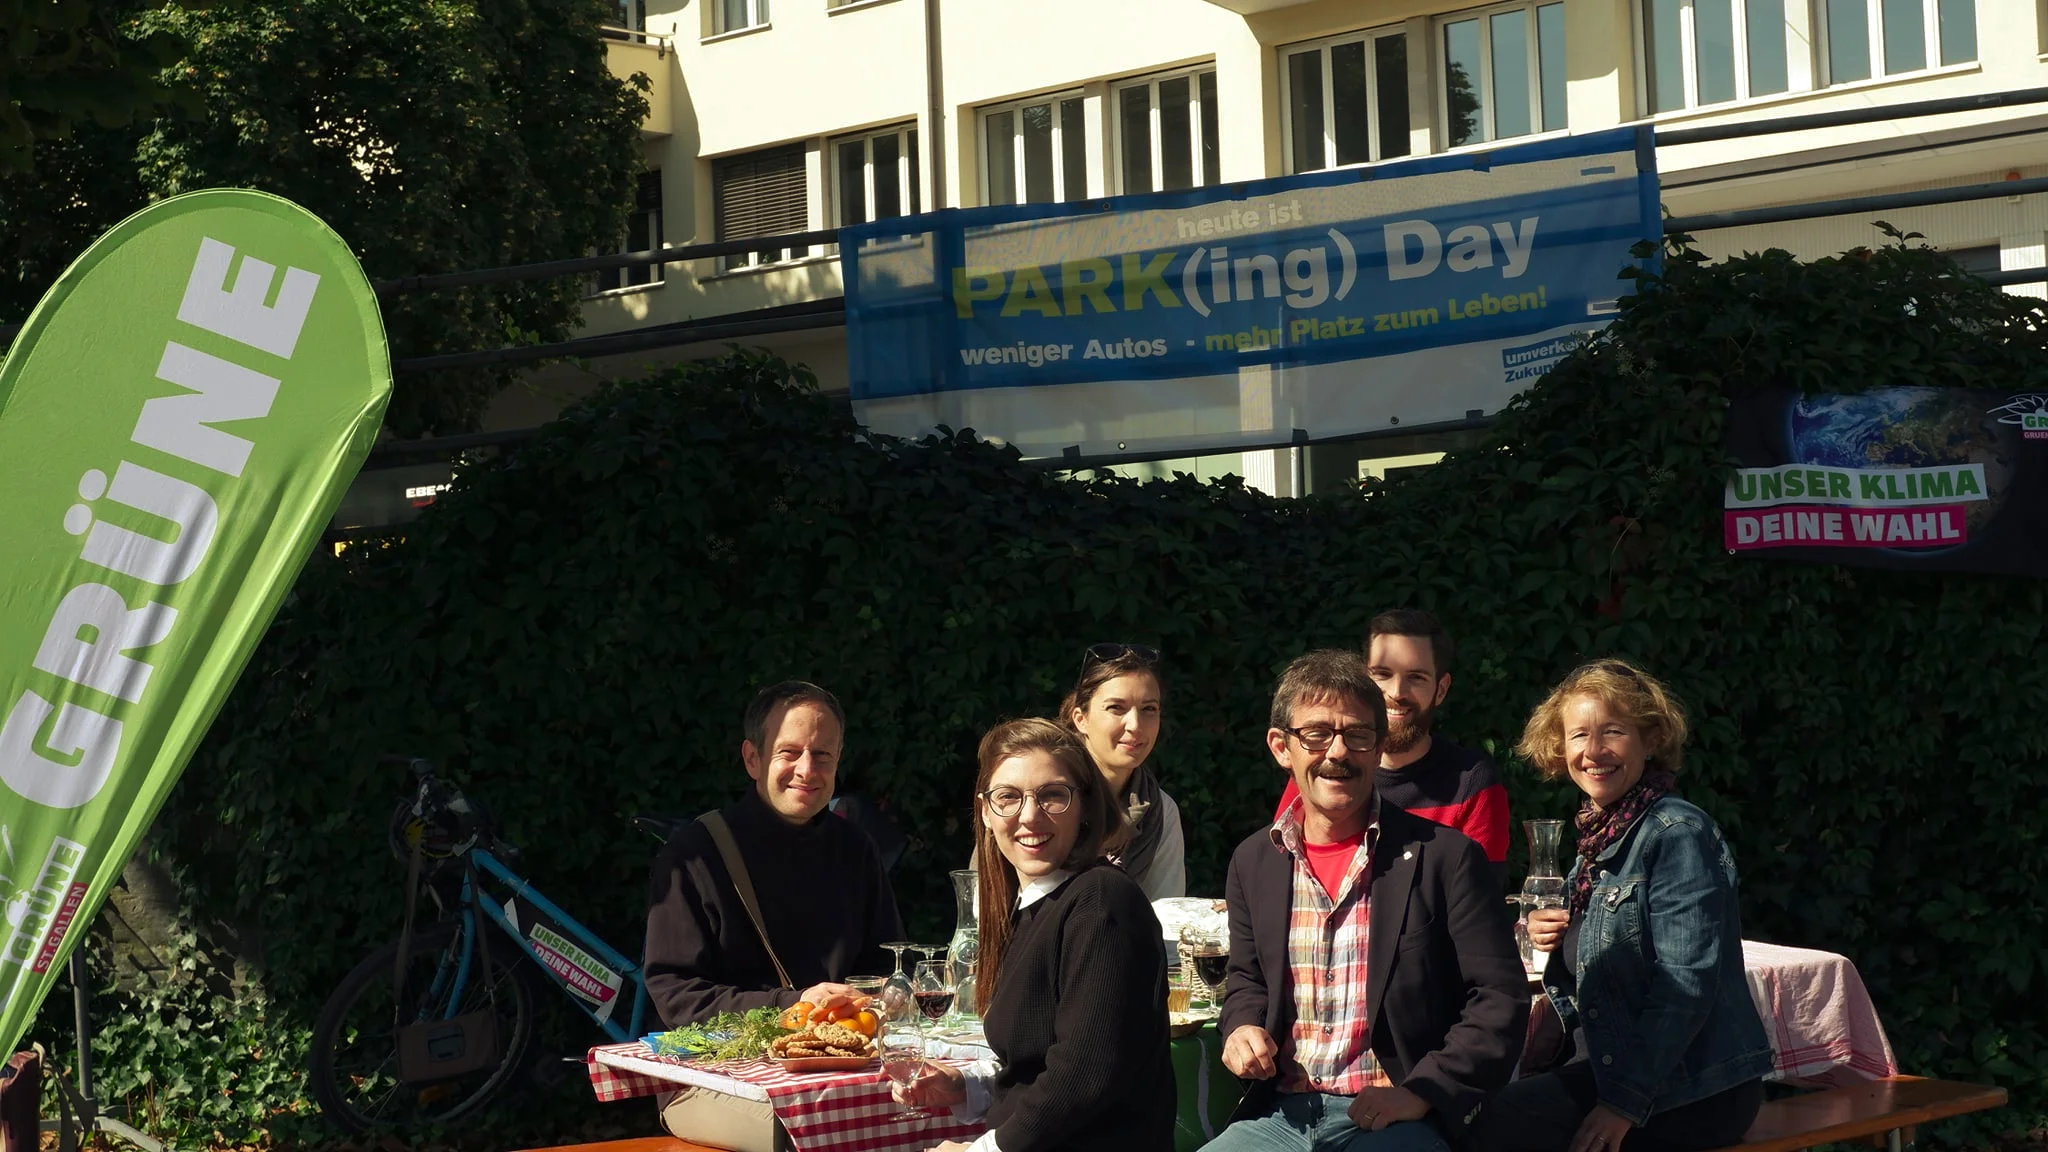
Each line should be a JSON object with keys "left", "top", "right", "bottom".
{"left": 1468, "top": 661, "right": 1772, "bottom": 1152}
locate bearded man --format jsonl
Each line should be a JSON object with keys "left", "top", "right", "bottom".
{"left": 1275, "top": 611, "right": 1509, "bottom": 890}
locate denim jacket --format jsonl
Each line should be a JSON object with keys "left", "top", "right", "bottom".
{"left": 1541, "top": 795, "right": 1772, "bottom": 1125}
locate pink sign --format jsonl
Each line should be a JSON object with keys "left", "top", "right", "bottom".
{"left": 1724, "top": 504, "right": 1969, "bottom": 551}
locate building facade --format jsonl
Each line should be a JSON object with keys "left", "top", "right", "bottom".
{"left": 494, "top": 0, "right": 2046, "bottom": 494}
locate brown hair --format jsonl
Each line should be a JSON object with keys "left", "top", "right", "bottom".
{"left": 742, "top": 681, "right": 844, "bottom": 750}
{"left": 1515, "top": 659, "right": 1689, "bottom": 780}
{"left": 1057, "top": 645, "right": 1164, "bottom": 746}
{"left": 971, "top": 717, "right": 1124, "bottom": 1013}
{"left": 1367, "top": 608, "right": 1455, "bottom": 676}
{"left": 1268, "top": 649, "right": 1387, "bottom": 734}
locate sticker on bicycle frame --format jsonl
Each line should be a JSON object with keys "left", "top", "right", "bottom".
{"left": 504, "top": 895, "right": 624, "bottom": 1022}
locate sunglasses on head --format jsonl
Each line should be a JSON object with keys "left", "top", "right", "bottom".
{"left": 1080, "top": 642, "right": 1161, "bottom": 678}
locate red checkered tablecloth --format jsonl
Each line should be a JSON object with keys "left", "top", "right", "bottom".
{"left": 586, "top": 1041, "right": 986, "bottom": 1152}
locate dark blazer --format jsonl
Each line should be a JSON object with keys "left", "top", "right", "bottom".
{"left": 1219, "top": 801, "right": 1528, "bottom": 1137}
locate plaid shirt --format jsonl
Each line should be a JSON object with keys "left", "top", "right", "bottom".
{"left": 1273, "top": 794, "right": 1389, "bottom": 1095}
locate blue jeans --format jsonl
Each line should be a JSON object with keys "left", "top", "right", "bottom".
{"left": 1205, "top": 1092, "right": 1451, "bottom": 1152}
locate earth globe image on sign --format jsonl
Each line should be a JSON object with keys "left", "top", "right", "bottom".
{"left": 1787, "top": 386, "right": 2018, "bottom": 549}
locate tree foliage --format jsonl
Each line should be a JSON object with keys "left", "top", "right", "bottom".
{"left": 0, "top": 0, "right": 188, "bottom": 171}
{"left": 1, "top": 0, "right": 648, "bottom": 434}
{"left": 27, "top": 240, "right": 2048, "bottom": 1148}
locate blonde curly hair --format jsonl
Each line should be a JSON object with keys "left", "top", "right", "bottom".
{"left": 1516, "top": 660, "right": 1689, "bottom": 780}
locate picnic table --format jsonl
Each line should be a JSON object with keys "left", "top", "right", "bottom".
{"left": 587, "top": 1042, "right": 983, "bottom": 1152}
{"left": 589, "top": 1023, "right": 1240, "bottom": 1152}
{"left": 587, "top": 939, "right": 1900, "bottom": 1152}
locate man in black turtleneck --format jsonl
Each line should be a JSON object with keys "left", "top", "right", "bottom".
{"left": 643, "top": 681, "right": 904, "bottom": 1026}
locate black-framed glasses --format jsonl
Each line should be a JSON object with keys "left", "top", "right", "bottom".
{"left": 1282, "top": 725, "right": 1381, "bottom": 753}
{"left": 1081, "top": 642, "right": 1161, "bottom": 678}
{"left": 979, "top": 784, "right": 1077, "bottom": 818}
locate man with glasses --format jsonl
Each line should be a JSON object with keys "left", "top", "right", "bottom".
{"left": 1275, "top": 610, "right": 1510, "bottom": 891}
{"left": 1210, "top": 650, "right": 1526, "bottom": 1152}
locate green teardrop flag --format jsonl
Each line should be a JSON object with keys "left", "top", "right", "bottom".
{"left": 0, "top": 189, "right": 391, "bottom": 1051}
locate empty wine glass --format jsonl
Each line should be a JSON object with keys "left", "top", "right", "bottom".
{"left": 881, "top": 941, "right": 916, "bottom": 1023}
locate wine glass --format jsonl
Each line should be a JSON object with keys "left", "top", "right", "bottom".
{"left": 1180, "top": 926, "right": 1228, "bottom": 1010}
{"left": 913, "top": 959, "right": 955, "bottom": 1040}
{"left": 878, "top": 1027, "right": 930, "bottom": 1122}
{"left": 880, "top": 941, "right": 916, "bottom": 1023}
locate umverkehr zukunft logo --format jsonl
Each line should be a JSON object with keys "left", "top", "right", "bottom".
{"left": 0, "top": 190, "right": 390, "bottom": 1053}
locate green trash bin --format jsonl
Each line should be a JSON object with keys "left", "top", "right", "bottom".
{"left": 1171, "top": 1023, "right": 1246, "bottom": 1151}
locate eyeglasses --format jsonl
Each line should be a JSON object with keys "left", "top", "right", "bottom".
{"left": 1081, "top": 642, "right": 1161, "bottom": 678}
{"left": 979, "top": 784, "right": 1077, "bottom": 818}
{"left": 1282, "top": 725, "right": 1381, "bottom": 753}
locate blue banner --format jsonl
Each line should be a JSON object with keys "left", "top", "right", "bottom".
{"left": 843, "top": 127, "right": 1659, "bottom": 460}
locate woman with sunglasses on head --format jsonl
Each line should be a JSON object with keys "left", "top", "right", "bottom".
{"left": 1466, "top": 661, "right": 1770, "bottom": 1152}
{"left": 1061, "top": 641, "right": 1185, "bottom": 899}
{"left": 897, "top": 718, "right": 1175, "bottom": 1152}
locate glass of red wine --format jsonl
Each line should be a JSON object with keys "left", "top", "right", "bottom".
{"left": 913, "top": 959, "right": 955, "bottom": 1031}
{"left": 1183, "top": 928, "right": 1228, "bottom": 1010}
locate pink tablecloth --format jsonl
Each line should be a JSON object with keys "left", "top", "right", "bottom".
{"left": 586, "top": 1042, "right": 985, "bottom": 1152}
{"left": 1742, "top": 940, "right": 1898, "bottom": 1085}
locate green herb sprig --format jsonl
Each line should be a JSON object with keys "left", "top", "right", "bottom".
{"left": 648, "top": 1006, "right": 789, "bottom": 1062}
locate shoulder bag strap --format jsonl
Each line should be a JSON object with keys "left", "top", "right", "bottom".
{"left": 699, "top": 811, "right": 795, "bottom": 990}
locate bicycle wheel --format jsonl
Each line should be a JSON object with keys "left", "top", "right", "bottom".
{"left": 307, "top": 922, "right": 538, "bottom": 1133}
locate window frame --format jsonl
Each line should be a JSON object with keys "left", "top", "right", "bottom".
{"left": 589, "top": 169, "right": 664, "bottom": 296}
{"left": 712, "top": 0, "right": 769, "bottom": 36}
{"left": 1818, "top": 0, "right": 1976, "bottom": 86}
{"left": 1109, "top": 63, "right": 1220, "bottom": 195}
{"left": 1277, "top": 26, "right": 1410, "bottom": 176}
{"left": 829, "top": 123, "right": 921, "bottom": 229}
{"left": 712, "top": 144, "right": 814, "bottom": 274}
{"left": 977, "top": 89, "right": 1091, "bottom": 207}
{"left": 1636, "top": 0, "right": 1799, "bottom": 114}
{"left": 1437, "top": 0, "right": 1567, "bottom": 150}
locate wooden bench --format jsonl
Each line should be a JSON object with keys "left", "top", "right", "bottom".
{"left": 1709, "top": 1076, "right": 2007, "bottom": 1152}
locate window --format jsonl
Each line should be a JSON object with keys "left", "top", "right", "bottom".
{"left": 1641, "top": 0, "right": 1792, "bottom": 112}
{"left": 1441, "top": 1, "right": 1566, "bottom": 148}
{"left": 981, "top": 93, "right": 1089, "bottom": 205}
{"left": 1821, "top": 0, "right": 1975, "bottom": 84}
{"left": 592, "top": 170, "right": 664, "bottom": 294}
{"left": 1113, "top": 67, "right": 1220, "bottom": 193}
{"left": 832, "top": 125, "right": 921, "bottom": 227}
{"left": 715, "top": 0, "right": 768, "bottom": 35}
{"left": 714, "top": 145, "right": 811, "bottom": 271}
{"left": 1282, "top": 30, "right": 1409, "bottom": 174}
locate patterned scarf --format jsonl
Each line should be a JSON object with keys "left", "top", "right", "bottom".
{"left": 1568, "top": 766, "right": 1677, "bottom": 917}
{"left": 1116, "top": 766, "right": 1166, "bottom": 884}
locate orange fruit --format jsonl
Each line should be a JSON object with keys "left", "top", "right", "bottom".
{"left": 778, "top": 1001, "right": 813, "bottom": 1030}
{"left": 850, "top": 1009, "right": 879, "bottom": 1037}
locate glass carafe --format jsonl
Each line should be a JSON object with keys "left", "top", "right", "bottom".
{"left": 1519, "top": 819, "right": 1567, "bottom": 969}
{"left": 947, "top": 869, "right": 980, "bottom": 1018}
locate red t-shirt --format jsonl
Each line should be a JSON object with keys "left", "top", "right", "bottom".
{"left": 1275, "top": 735, "right": 1510, "bottom": 874}
{"left": 1302, "top": 831, "right": 1365, "bottom": 899}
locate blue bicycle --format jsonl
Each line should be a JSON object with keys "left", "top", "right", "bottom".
{"left": 307, "top": 757, "right": 678, "bottom": 1133}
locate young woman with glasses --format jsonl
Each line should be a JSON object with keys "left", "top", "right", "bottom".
{"left": 895, "top": 718, "right": 1175, "bottom": 1152}
{"left": 1060, "top": 641, "right": 1185, "bottom": 900}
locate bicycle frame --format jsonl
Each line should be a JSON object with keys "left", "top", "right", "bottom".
{"left": 425, "top": 846, "right": 653, "bottom": 1043}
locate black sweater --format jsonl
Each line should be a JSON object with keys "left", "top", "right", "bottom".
{"left": 642, "top": 789, "right": 903, "bottom": 1026}
{"left": 981, "top": 864, "right": 1175, "bottom": 1152}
